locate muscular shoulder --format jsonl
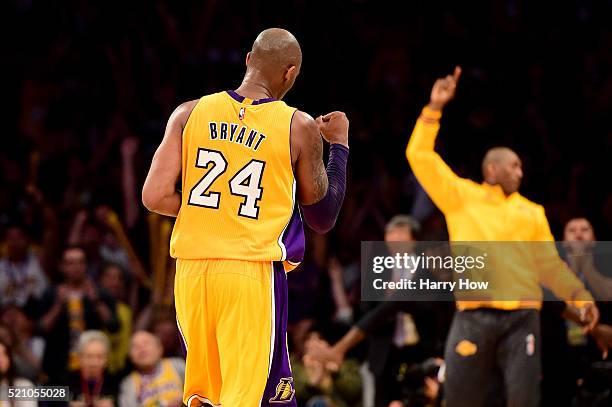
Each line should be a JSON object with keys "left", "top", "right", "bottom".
{"left": 169, "top": 100, "right": 199, "bottom": 129}
{"left": 291, "top": 110, "right": 319, "bottom": 138}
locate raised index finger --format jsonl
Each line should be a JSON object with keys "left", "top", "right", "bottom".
{"left": 453, "top": 66, "right": 462, "bottom": 82}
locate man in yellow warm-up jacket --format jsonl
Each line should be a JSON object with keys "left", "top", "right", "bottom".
{"left": 406, "top": 67, "right": 599, "bottom": 407}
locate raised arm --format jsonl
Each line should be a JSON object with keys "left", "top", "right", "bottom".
{"left": 142, "top": 100, "right": 197, "bottom": 216}
{"left": 406, "top": 67, "right": 471, "bottom": 213}
{"left": 291, "top": 110, "right": 349, "bottom": 234}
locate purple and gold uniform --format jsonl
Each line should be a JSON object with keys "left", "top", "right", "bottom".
{"left": 172, "top": 90, "right": 303, "bottom": 406}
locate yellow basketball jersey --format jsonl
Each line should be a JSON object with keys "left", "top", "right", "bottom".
{"left": 170, "top": 91, "right": 304, "bottom": 268}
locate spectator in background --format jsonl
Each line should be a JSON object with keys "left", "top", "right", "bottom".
{"left": 563, "top": 217, "right": 612, "bottom": 298}
{"left": 119, "top": 331, "right": 184, "bottom": 407}
{"left": 0, "top": 305, "right": 45, "bottom": 383}
{"left": 327, "top": 257, "right": 355, "bottom": 334}
{"left": 292, "top": 331, "right": 362, "bottom": 407}
{"left": 562, "top": 217, "right": 612, "bottom": 338}
{"left": 562, "top": 217, "right": 612, "bottom": 404}
{"left": 565, "top": 217, "right": 596, "bottom": 243}
{"left": 95, "top": 207, "right": 131, "bottom": 274}
{"left": 37, "top": 246, "right": 118, "bottom": 383}
{"left": 306, "top": 215, "right": 449, "bottom": 407}
{"left": 68, "top": 209, "right": 131, "bottom": 280}
{"left": 0, "top": 338, "right": 37, "bottom": 407}
{"left": 98, "top": 263, "right": 132, "bottom": 375}
{"left": 67, "top": 212, "right": 106, "bottom": 279}
{"left": 541, "top": 217, "right": 612, "bottom": 406}
{"left": 0, "top": 224, "right": 48, "bottom": 310}
{"left": 68, "top": 330, "right": 118, "bottom": 407}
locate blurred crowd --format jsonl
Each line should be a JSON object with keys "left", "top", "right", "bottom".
{"left": 1, "top": 0, "right": 611, "bottom": 406}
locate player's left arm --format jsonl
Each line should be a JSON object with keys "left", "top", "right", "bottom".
{"left": 292, "top": 110, "right": 349, "bottom": 234}
{"left": 534, "top": 207, "right": 599, "bottom": 330}
{"left": 142, "top": 101, "right": 197, "bottom": 217}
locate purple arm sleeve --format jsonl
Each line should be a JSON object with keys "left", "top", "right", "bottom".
{"left": 300, "top": 144, "right": 349, "bottom": 234}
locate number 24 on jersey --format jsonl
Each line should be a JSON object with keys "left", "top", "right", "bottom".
{"left": 187, "top": 148, "right": 265, "bottom": 219}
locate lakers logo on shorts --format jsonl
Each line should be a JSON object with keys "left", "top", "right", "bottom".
{"left": 269, "top": 377, "right": 295, "bottom": 404}
{"left": 455, "top": 339, "right": 477, "bottom": 356}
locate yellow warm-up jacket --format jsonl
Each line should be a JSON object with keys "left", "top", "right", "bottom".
{"left": 406, "top": 106, "right": 593, "bottom": 310}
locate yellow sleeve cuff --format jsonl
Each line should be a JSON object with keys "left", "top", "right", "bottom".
{"left": 421, "top": 106, "right": 442, "bottom": 121}
{"left": 569, "top": 288, "right": 595, "bottom": 308}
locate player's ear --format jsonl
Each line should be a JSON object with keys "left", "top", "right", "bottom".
{"left": 245, "top": 52, "right": 251, "bottom": 67}
{"left": 284, "top": 65, "right": 297, "bottom": 82}
{"left": 484, "top": 163, "right": 497, "bottom": 182}
{"left": 482, "top": 163, "right": 490, "bottom": 181}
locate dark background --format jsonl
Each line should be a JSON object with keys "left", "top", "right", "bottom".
{"left": 3, "top": 0, "right": 611, "bottom": 257}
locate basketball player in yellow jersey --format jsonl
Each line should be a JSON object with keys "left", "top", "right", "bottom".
{"left": 142, "top": 28, "right": 349, "bottom": 407}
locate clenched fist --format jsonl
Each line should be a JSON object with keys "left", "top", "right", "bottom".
{"left": 316, "top": 111, "right": 349, "bottom": 148}
{"left": 429, "top": 66, "right": 462, "bottom": 111}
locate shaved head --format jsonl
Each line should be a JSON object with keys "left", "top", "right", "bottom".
{"left": 482, "top": 147, "right": 517, "bottom": 173}
{"left": 482, "top": 147, "right": 523, "bottom": 195}
{"left": 240, "top": 28, "right": 302, "bottom": 100}
{"left": 250, "top": 28, "right": 302, "bottom": 72}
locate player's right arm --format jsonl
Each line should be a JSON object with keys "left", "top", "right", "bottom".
{"left": 532, "top": 207, "right": 598, "bottom": 330}
{"left": 406, "top": 67, "right": 468, "bottom": 213}
{"left": 142, "top": 100, "right": 197, "bottom": 217}
{"left": 291, "top": 110, "right": 349, "bottom": 233}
